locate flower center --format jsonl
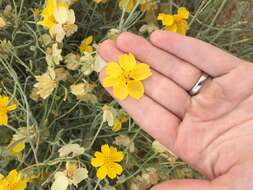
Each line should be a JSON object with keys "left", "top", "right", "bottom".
{"left": 122, "top": 71, "right": 134, "bottom": 84}
{"left": 103, "top": 155, "right": 114, "bottom": 166}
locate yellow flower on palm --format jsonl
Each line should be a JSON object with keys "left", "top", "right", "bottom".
{"left": 103, "top": 53, "right": 152, "bottom": 100}
{"left": 157, "top": 7, "right": 190, "bottom": 35}
{"left": 91, "top": 144, "right": 124, "bottom": 180}
{"left": 80, "top": 36, "right": 94, "bottom": 54}
{"left": 0, "top": 169, "right": 27, "bottom": 190}
{"left": 0, "top": 96, "right": 17, "bottom": 126}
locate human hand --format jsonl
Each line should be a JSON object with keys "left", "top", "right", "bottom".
{"left": 98, "top": 30, "right": 253, "bottom": 190}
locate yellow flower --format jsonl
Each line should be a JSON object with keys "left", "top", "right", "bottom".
{"left": 119, "top": 0, "right": 150, "bottom": 12}
{"left": 0, "top": 169, "right": 27, "bottom": 190}
{"left": 37, "top": 0, "right": 57, "bottom": 29}
{"left": 80, "top": 36, "right": 93, "bottom": 54}
{"left": 0, "top": 96, "right": 17, "bottom": 126}
{"left": 157, "top": 7, "right": 189, "bottom": 35}
{"left": 91, "top": 144, "right": 124, "bottom": 180}
{"left": 9, "top": 141, "right": 26, "bottom": 156}
{"left": 112, "top": 115, "right": 128, "bottom": 132}
{"left": 119, "top": 0, "right": 136, "bottom": 12}
{"left": 102, "top": 53, "right": 152, "bottom": 100}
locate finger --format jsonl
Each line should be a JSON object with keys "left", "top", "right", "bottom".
{"left": 116, "top": 32, "right": 202, "bottom": 90}
{"left": 99, "top": 40, "right": 190, "bottom": 118}
{"left": 98, "top": 40, "right": 180, "bottom": 148}
{"left": 151, "top": 179, "right": 216, "bottom": 190}
{"left": 150, "top": 30, "right": 239, "bottom": 77}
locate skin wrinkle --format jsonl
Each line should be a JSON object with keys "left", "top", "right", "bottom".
{"left": 205, "top": 119, "right": 253, "bottom": 177}
{"left": 174, "top": 79, "right": 253, "bottom": 178}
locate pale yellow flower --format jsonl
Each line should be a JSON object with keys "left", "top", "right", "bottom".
{"left": 79, "top": 52, "right": 99, "bottom": 75}
{"left": 102, "top": 105, "right": 116, "bottom": 127}
{"left": 0, "top": 169, "right": 27, "bottom": 190}
{"left": 46, "top": 43, "right": 63, "bottom": 65}
{"left": 64, "top": 53, "right": 80, "bottom": 70}
{"left": 114, "top": 135, "right": 135, "bottom": 153}
{"left": 33, "top": 71, "right": 57, "bottom": 99}
{"left": 70, "top": 82, "right": 97, "bottom": 103}
{"left": 58, "top": 143, "right": 85, "bottom": 157}
{"left": 102, "top": 53, "right": 152, "bottom": 100}
{"left": 0, "top": 17, "right": 6, "bottom": 28}
{"left": 0, "top": 96, "right": 17, "bottom": 126}
{"left": 55, "top": 68, "right": 70, "bottom": 82}
{"left": 91, "top": 144, "right": 124, "bottom": 179}
{"left": 51, "top": 162, "right": 88, "bottom": 190}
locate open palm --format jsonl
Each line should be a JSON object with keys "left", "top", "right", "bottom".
{"left": 99, "top": 31, "right": 253, "bottom": 190}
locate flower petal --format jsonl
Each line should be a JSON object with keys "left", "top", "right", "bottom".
{"left": 105, "top": 62, "right": 122, "bottom": 76}
{"left": 72, "top": 168, "right": 88, "bottom": 186}
{"left": 97, "top": 165, "right": 107, "bottom": 180}
{"left": 158, "top": 14, "right": 174, "bottom": 26}
{"left": 119, "top": 53, "right": 136, "bottom": 72}
{"left": 127, "top": 80, "right": 144, "bottom": 99}
{"left": 6, "top": 169, "right": 18, "bottom": 182}
{"left": 0, "top": 96, "right": 9, "bottom": 106}
{"left": 112, "top": 119, "right": 122, "bottom": 132}
{"left": 101, "top": 144, "right": 110, "bottom": 156}
{"left": 10, "top": 142, "right": 25, "bottom": 155}
{"left": 165, "top": 23, "right": 178, "bottom": 33}
{"left": 54, "top": 6, "right": 68, "bottom": 24}
{"left": 177, "top": 20, "right": 188, "bottom": 35}
{"left": 51, "top": 172, "right": 69, "bottom": 190}
{"left": 113, "top": 83, "right": 128, "bottom": 100}
{"left": 110, "top": 147, "right": 124, "bottom": 162}
{"left": 107, "top": 167, "right": 117, "bottom": 179}
{"left": 85, "top": 35, "right": 93, "bottom": 45}
{"left": 111, "top": 163, "right": 123, "bottom": 175}
{"left": 91, "top": 155, "right": 104, "bottom": 167}
{"left": 103, "top": 76, "right": 120, "bottom": 87}
{"left": 177, "top": 7, "right": 189, "bottom": 19}
{"left": 0, "top": 114, "right": 8, "bottom": 126}
{"left": 7, "top": 104, "right": 17, "bottom": 111}
{"left": 130, "top": 63, "right": 152, "bottom": 81}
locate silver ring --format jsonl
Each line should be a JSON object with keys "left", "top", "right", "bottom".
{"left": 189, "top": 73, "right": 209, "bottom": 96}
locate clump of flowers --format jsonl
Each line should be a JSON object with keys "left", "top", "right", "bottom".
{"left": 0, "top": 96, "right": 17, "bottom": 126}
{"left": 91, "top": 144, "right": 124, "bottom": 179}
{"left": 0, "top": 169, "right": 27, "bottom": 190}
{"left": 157, "top": 7, "right": 189, "bottom": 35}
{"left": 102, "top": 53, "right": 152, "bottom": 100}
{"left": 38, "top": 0, "right": 77, "bottom": 42}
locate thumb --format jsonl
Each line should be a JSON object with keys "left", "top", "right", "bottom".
{"left": 151, "top": 179, "right": 215, "bottom": 190}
